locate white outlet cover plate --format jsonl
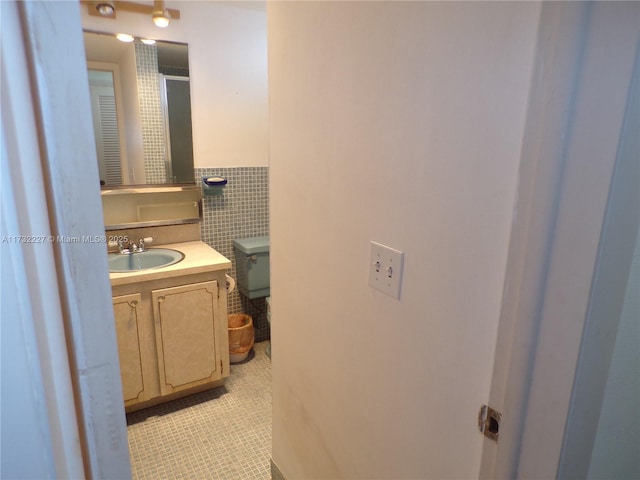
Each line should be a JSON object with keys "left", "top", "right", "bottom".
{"left": 369, "top": 241, "right": 404, "bottom": 299}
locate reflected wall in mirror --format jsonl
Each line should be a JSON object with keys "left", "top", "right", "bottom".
{"left": 84, "top": 31, "right": 194, "bottom": 186}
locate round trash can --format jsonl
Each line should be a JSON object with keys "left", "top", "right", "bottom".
{"left": 228, "top": 313, "right": 254, "bottom": 363}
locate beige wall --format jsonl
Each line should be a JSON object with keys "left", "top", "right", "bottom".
{"left": 269, "top": 2, "right": 541, "bottom": 478}
{"left": 81, "top": 1, "right": 268, "bottom": 168}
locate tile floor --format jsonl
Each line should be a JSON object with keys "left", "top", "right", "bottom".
{"left": 127, "top": 341, "right": 272, "bottom": 480}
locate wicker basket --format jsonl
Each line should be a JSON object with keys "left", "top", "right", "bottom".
{"left": 228, "top": 314, "right": 255, "bottom": 362}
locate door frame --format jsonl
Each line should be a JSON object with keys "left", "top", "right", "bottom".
{"left": 87, "top": 60, "right": 130, "bottom": 185}
{"left": 480, "top": 2, "right": 640, "bottom": 478}
{"left": 3, "top": 1, "right": 132, "bottom": 477}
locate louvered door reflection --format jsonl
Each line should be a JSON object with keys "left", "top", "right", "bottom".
{"left": 97, "top": 94, "right": 122, "bottom": 185}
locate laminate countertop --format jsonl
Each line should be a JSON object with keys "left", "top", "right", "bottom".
{"left": 109, "top": 240, "right": 231, "bottom": 287}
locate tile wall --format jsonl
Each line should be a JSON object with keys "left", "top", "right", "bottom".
{"left": 158, "top": 66, "right": 189, "bottom": 77}
{"left": 197, "top": 167, "right": 270, "bottom": 342}
{"left": 135, "top": 43, "right": 166, "bottom": 184}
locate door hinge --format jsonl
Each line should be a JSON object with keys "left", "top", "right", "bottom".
{"left": 478, "top": 404, "right": 501, "bottom": 442}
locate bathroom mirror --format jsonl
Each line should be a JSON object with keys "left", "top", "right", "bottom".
{"left": 83, "top": 31, "right": 194, "bottom": 186}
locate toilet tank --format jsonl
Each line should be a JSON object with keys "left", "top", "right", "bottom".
{"left": 233, "top": 236, "right": 270, "bottom": 299}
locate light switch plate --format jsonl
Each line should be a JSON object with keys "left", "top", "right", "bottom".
{"left": 369, "top": 241, "right": 404, "bottom": 299}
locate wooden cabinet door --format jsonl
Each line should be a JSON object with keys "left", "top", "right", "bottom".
{"left": 152, "top": 281, "right": 221, "bottom": 396}
{"left": 112, "top": 293, "right": 150, "bottom": 404}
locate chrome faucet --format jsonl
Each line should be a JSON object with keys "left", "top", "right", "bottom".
{"left": 111, "top": 237, "right": 153, "bottom": 254}
{"left": 134, "top": 238, "right": 147, "bottom": 252}
{"left": 117, "top": 239, "right": 129, "bottom": 254}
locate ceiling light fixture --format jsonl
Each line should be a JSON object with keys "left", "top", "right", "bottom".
{"left": 83, "top": 1, "right": 180, "bottom": 27}
{"left": 115, "top": 33, "right": 135, "bottom": 43}
{"left": 140, "top": 38, "right": 156, "bottom": 45}
{"left": 152, "top": 9, "right": 170, "bottom": 28}
{"left": 95, "top": 2, "right": 115, "bottom": 16}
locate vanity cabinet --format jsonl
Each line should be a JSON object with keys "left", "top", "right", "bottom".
{"left": 111, "top": 270, "right": 229, "bottom": 412}
{"left": 152, "top": 281, "right": 222, "bottom": 396}
{"left": 112, "top": 293, "right": 152, "bottom": 404}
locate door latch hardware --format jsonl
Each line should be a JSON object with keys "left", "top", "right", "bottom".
{"left": 478, "top": 404, "right": 501, "bottom": 442}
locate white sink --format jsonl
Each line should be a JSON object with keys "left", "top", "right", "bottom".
{"left": 108, "top": 248, "right": 184, "bottom": 273}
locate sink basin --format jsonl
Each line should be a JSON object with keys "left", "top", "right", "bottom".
{"left": 108, "top": 248, "right": 184, "bottom": 273}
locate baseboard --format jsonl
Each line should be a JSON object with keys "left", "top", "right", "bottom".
{"left": 271, "top": 458, "right": 286, "bottom": 480}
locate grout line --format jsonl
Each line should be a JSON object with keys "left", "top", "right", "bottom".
{"left": 127, "top": 342, "right": 272, "bottom": 480}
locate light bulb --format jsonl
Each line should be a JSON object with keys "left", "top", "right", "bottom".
{"left": 141, "top": 38, "right": 157, "bottom": 45}
{"left": 152, "top": 10, "right": 170, "bottom": 28}
{"left": 115, "top": 33, "right": 134, "bottom": 43}
{"left": 95, "top": 2, "right": 115, "bottom": 16}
